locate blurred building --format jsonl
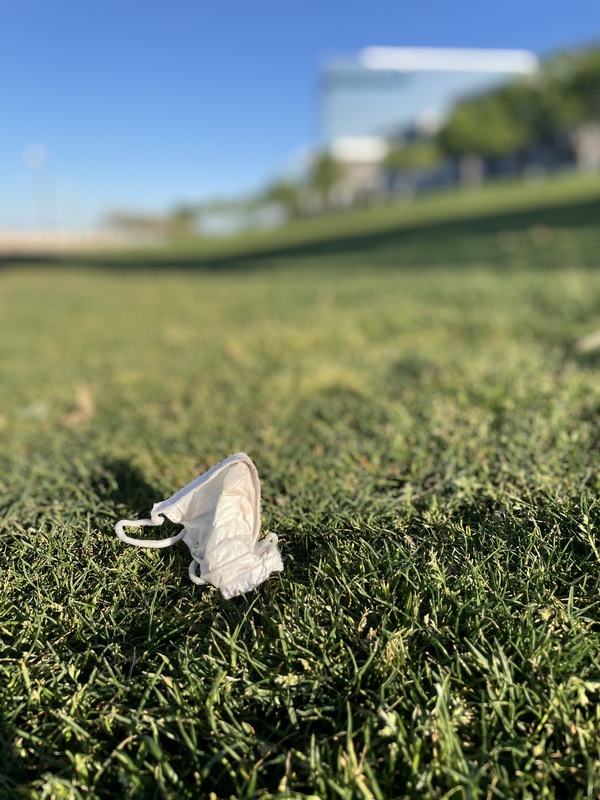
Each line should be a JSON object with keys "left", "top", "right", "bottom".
{"left": 328, "top": 136, "right": 390, "bottom": 205}
{"left": 322, "top": 47, "right": 538, "bottom": 142}
{"left": 320, "top": 47, "right": 538, "bottom": 202}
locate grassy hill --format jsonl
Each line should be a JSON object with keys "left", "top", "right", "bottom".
{"left": 1, "top": 173, "right": 600, "bottom": 798}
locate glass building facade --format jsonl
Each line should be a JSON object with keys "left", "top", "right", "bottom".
{"left": 320, "top": 48, "right": 538, "bottom": 143}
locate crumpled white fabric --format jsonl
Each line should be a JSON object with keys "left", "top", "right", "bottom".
{"left": 115, "top": 453, "right": 283, "bottom": 599}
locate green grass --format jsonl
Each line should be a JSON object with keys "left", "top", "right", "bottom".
{"left": 2, "top": 175, "right": 600, "bottom": 798}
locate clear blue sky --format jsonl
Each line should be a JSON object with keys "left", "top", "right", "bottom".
{"left": 2, "top": 0, "right": 599, "bottom": 229}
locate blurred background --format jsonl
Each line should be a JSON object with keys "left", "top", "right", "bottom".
{"left": 2, "top": 0, "right": 600, "bottom": 471}
{"left": 1, "top": 0, "right": 600, "bottom": 249}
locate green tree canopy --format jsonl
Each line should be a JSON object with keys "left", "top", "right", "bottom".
{"left": 565, "top": 49, "right": 600, "bottom": 120}
{"left": 168, "top": 204, "right": 200, "bottom": 237}
{"left": 384, "top": 140, "right": 442, "bottom": 171}
{"left": 310, "top": 152, "right": 343, "bottom": 206}
{"left": 263, "top": 180, "right": 301, "bottom": 219}
{"left": 439, "top": 93, "right": 532, "bottom": 158}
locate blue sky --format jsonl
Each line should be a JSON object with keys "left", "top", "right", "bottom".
{"left": 2, "top": 0, "right": 599, "bottom": 229}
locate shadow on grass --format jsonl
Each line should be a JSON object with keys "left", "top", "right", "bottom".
{"left": 1, "top": 196, "right": 600, "bottom": 273}
{"left": 92, "top": 458, "right": 160, "bottom": 514}
{"left": 94, "top": 459, "right": 188, "bottom": 570}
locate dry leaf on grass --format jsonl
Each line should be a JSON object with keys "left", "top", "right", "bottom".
{"left": 63, "top": 385, "right": 95, "bottom": 426}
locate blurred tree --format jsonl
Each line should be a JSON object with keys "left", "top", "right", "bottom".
{"left": 263, "top": 180, "right": 302, "bottom": 220}
{"left": 497, "top": 85, "right": 541, "bottom": 147}
{"left": 562, "top": 49, "right": 600, "bottom": 117}
{"left": 384, "top": 140, "right": 442, "bottom": 196}
{"left": 385, "top": 140, "right": 442, "bottom": 171}
{"left": 500, "top": 68, "right": 580, "bottom": 149}
{"left": 439, "top": 94, "right": 531, "bottom": 184}
{"left": 168, "top": 204, "right": 200, "bottom": 238}
{"left": 310, "top": 152, "right": 342, "bottom": 209}
{"left": 563, "top": 49, "right": 600, "bottom": 169}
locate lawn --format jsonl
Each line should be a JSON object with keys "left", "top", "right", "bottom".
{"left": 1, "top": 175, "right": 600, "bottom": 798}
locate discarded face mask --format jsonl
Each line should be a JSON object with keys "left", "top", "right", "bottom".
{"left": 115, "top": 453, "right": 283, "bottom": 599}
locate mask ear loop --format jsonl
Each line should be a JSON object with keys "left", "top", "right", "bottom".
{"left": 115, "top": 516, "right": 187, "bottom": 549}
{"left": 188, "top": 558, "right": 207, "bottom": 586}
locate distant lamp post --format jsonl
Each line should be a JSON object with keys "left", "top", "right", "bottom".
{"left": 22, "top": 144, "right": 57, "bottom": 234}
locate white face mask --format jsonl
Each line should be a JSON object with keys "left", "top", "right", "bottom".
{"left": 115, "top": 453, "right": 283, "bottom": 599}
